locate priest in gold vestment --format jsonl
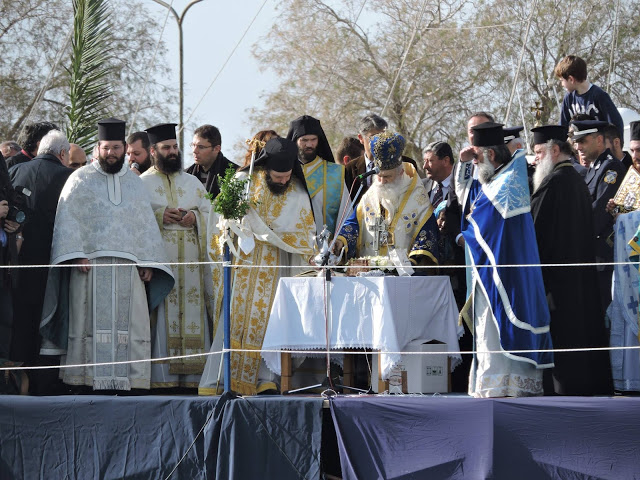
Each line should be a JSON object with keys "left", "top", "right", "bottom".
{"left": 334, "top": 131, "right": 439, "bottom": 271}
{"left": 199, "top": 137, "right": 316, "bottom": 395}
{"left": 140, "top": 123, "right": 213, "bottom": 389}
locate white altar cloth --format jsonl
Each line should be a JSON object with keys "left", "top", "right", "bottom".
{"left": 261, "top": 276, "right": 463, "bottom": 380}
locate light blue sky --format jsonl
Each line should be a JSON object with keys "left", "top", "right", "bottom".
{"left": 147, "top": 0, "right": 280, "bottom": 166}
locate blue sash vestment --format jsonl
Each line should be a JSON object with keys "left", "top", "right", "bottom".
{"left": 303, "top": 158, "right": 345, "bottom": 234}
{"left": 461, "top": 151, "right": 553, "bottom": 367}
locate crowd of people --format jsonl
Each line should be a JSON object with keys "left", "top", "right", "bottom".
{"left": 0, "top": 54, "right": 638, "bottom": 398}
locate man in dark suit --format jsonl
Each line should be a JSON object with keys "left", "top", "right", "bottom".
{"left": 344, "top": 114, "right": 417, "bottom": 205}
{"left": 572, "top": 119, "right": 626, "bottom": 310}
{"left": 424, "top": 141, "right": 469, "bottom": 392}
{"left": 344, "top": 114, "right": 387, "bottom": 204}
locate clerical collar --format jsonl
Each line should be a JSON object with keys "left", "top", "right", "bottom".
{"left": 493, "top": 163, "right": 507, "bottom": 176}
{"left": 92, "top": 161, "right": 128, "bottom": 206}
{"left": 299, "top": 155, "right": 320, "bottom": 166}
{"left": 554, "top": 160, "right": 573, "bottom": 170}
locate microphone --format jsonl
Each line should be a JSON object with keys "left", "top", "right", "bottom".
{"left": 357, "top": 166, "right": 380, "bottom": 180}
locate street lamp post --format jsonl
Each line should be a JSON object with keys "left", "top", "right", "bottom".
{"left": 149, "top": 0, "right": 203, "bottom": 148}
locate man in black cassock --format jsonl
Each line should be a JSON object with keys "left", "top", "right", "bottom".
{"left": 530, "top": 125, "right": 613, "bottom": 395}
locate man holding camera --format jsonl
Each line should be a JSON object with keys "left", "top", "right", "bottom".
{"left": 6, "top": 130, "right": 73, "bottom": 393}
{"left": 0, "top": 153, "right": 15, "bottom": 361}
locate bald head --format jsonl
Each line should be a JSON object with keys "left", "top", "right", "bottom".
{"left": 0, "top": 141, "right": 20, "bottom": 158}
{"left": 68, "top": 144, "right": 87, "bottom": 169}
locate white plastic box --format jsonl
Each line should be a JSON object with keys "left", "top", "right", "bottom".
{"left": 372, "top": 340, "right": 450, "bottom": 393}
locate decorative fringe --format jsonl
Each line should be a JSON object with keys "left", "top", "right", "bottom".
{"left": 93, "top": 377, "right": 131, "bottom": 391}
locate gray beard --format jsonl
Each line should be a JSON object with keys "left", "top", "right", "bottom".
{"left": 367, "top": 172, "right": 411, "bottom": 222}
{"left": 477, "top": 161, "right": 496, "bottom": 185}
{"left": 532, "top": 153, "right": 555, "bottom": 192}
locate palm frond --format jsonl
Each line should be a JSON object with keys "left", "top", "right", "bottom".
{"left": 66, "top": 0, "right": 114, "bottom": 149}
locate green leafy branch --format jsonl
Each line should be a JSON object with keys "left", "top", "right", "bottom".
{"left": 207, "top": 166, "right": 251, "bottom": 220}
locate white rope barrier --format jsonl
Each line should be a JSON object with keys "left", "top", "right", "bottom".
{"left": 2, "top": 345, "right": 639, "bottom": 372}
{"left": 1, "top": 260, "right": 638, "bottom": 269}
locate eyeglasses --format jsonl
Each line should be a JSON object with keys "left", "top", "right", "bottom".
{"left": 189, "top": 143, "right": 213, "bottom": 151}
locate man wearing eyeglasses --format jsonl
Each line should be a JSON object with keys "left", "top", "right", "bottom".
{"left": 185, "top": 124, "right": 236, "bottom": 199}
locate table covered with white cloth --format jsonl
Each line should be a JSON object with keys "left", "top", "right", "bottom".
{"left": 261, "top": 276, "right": 463, "bottom": 380}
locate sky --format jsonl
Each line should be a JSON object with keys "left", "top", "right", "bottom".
{"left": 146, "top": 0, "right": 281, "bottom": 167}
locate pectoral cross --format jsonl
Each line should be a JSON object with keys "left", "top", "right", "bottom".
{"left": 372, "top": 214, "right": 389, "bottom": 256}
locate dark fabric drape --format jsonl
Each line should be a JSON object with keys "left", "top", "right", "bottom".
{"left": 331, "top": 396, "right": 640, "bottom": 480}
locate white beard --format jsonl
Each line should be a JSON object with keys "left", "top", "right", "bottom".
{"left": 532, "top": 152, "right": 555, "bottom": 192}
{"left": 368, "top": 171, "right": 412, "bottom": 223}
{"left": 477, "top": 161, "right": 496, "bottom": 185}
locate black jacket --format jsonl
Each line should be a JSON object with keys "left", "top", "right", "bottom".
{"left": 584, "top": 149, "right": 626, "bottom": 263}
{"left": 6, "top": 151, "right": 32, "bottom": 170}
{"left": 185, "top": 152, "right": 236, "bottom": 199}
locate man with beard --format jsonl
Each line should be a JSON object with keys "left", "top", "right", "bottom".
{"left": 571, "top": 119, "right": 625, "bottom": 311}
{"left": 126, "top": 131, "right": 152, "bottom": 175}
{"left": 140, "top": 123, "right": 213, "bottom": 390}
{"left": 456, "top": 122, "right": 553, "bottom": 397}
{"left": 603, "top": 123, "right": 631, "bottom": 170}
{"left": 287, "top": 115, "right": 349, "bottom": 236}
{"left": 535, "top": 125, "right": 587, "bottom": 178}
{"left": 344, "top": 114, "right": 418, "bottom": 205}
{"left": 7, "top": 130, "right": 73, "bottom": 394}
{"left": 185, "top": 124, "right": 236, "bottom": 198}
{"left": 334, "top": 131, "right": 439, "bottom": 270}
{"left": 530, "top": 124, "right": 613, "bottom": 395}
{"left": 199, "top": 137, "right": 315, "bottom": 395}
{"left": 39, "top": 118, "right": 174, "bottom": 392}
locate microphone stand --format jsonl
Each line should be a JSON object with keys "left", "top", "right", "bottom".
{"left": 285, "top": 181, "right": 371, "bottom": 395}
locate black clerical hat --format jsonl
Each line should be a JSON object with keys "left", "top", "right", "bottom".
{"left": 472, "top": 122, "right": 505, "bottom": 147}
{"left": 569, "top": 120, "right": 608, "bottom": 140}
{"left": 255, "top": 137, "right": 298, "bottom": 172}
{"left": 286, "top": 115, "right": 334, "bottom": 163}
{"left": 145, "top": 123, "right": 178, "bottom": 145}
{"left": 630, "top": 121, "right": 640, "bottom": 142}
{"left": 98, "top": 118, "right": 126, "bottom": 141}
{"left": 531, "top": 125, "right": 569, "bottom": 145}
{"left": 503, "top": 126, "right": 524, "bottom": 143}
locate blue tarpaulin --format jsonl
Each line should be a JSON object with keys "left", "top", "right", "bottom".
{"left": 0, "top": 394, "right": 323, "bottom": 479}
{"left": 330, "top": 396, "right": 640, "bottom": 480}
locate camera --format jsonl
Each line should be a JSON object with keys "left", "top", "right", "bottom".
{"left": 0, "top": 185, "right": 31, "bottom": 225}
